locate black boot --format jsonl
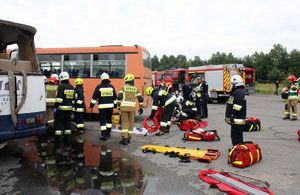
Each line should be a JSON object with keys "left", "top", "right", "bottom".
{"left": 99, "top": 131, "right": 108, "bottom": 141}
{"left": 119, "top": 138, "right": 129, "bottom": 145}
{"left": 107, "top": 128, "right": 111, "bottom": 138}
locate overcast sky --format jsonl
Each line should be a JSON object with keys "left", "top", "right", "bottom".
{"left": 1, "top": 0, "right": 300, "bottom": 59}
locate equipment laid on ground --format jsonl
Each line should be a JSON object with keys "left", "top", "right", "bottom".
{"left": 141, "top": 144, "right": 220, "bottom": 163}
{"left": 179, "top": 119, "right": 208, "bottom": 131}
{"left": 182, "top": 129, "right": 220, "bottom": 142}
{"left": 297, "top": 129, "right": 300, "bottom": 141}
{"left": 143, "top": 107, "right": 163, "bottom": 136}
{"left": 244, "top": 117, "right": 261, "bottom": 132}
{"left": 199, "top": 169, "right": 274, "bottom": 195}
{"left": 228, "top": 141, "right": 262, "bottom": 168}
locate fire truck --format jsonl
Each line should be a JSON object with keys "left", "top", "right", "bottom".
{"left": 152, "top": 71, "right": 165, "bottom": 87}
{"left": 245, "top": 68, "right": 255, "bottom": 95}
{"left": 152, "top": 69, "right": 186, "bottom": 91}
{"left": 188, "top": 64, "right": 248, "bottom": 102}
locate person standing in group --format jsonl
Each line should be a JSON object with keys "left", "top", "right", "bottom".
{"left": 45, "top": 76, "right": 59, "bottom": 129}
{"left": 181, "top": 79, "right": 193, "bottom": 100}
{"left": 117, "top": 74, "right": 144, "bottom": 145}
{"left": 225, "top": 74, "right": 247, "bottom": 146}
{"left": 73, "top": 78, "right": 86, "bottom": 134}
{"left": 199, "top": 76, "right": 209, "bottom": 119}
{"left": 283, "top": 75, "right": 299, "bottom": 120}
{"left": 90, "top": 73, "right": 117, "bottom": 141}
{"left": 53, "top": 71, "right": 75, "bottom": 140}
{"left": 274, "top": 80, "right": 279, "bottom": 96}
{"left": 146, "top": 86, "right": 177, "bottom": 136}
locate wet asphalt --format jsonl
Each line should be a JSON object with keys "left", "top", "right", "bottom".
{"left": 0, "top": 94, "right": 300, "bottom": 195}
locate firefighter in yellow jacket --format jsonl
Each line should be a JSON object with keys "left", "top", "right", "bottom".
{"left": 117, "top": 74, "right": 144, "bottom": 145}
{"left": 283, "top": 75, "right": 299, "bottom": 120}
{"left": 45, "top": 76, "right": 59, "bottom": 128}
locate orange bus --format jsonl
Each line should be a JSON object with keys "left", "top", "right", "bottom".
{"left": 36, "top": 45, "right": 152, "bottom": 113}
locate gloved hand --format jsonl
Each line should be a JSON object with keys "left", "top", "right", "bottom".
{"left": 230, "top": 117, "right": 235, "bottom": 123}
{"left": 114, "top": 103, "right": 117, "bottom": 108}
{"left": 53, "top": 108, "right": 57, "bottom": 113}
{"left": 138, "top": 108, "right": 143, "bottom": 115}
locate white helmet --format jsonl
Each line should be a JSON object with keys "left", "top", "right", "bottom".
{"left": 176, "top": 96, "right": 184, "bottom": 104}
{"left": 50, "top": 73, "right": 59, "bottom": 80}
{"left": 100, "top": 72, "right": 109, "bottom": 80}
{"left": 43, "top": 76, "right": 48, "bottom": 83}
{"left": 59, "top": 71, "right": 70, "bottom": 81}
{"left": 230, "top": 74, "right": 244, "bottom": 87}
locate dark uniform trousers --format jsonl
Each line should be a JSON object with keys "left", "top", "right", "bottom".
{"left": 54, "top": 110, "right": 72, "bottom": 135}
{"left": 99, "top": 108, "right": 113, "bottom": 134}
{"left": 231, "top": 124, "right": 244, "bottom": 146}
{"left": 201, "top": 93, "right": 208, "bottom": 118}
{"left": 74, "top": 112, "right": 84, "bottom": 129}
{"left": 160, "top": 102, "right": 177, "bottom": 132}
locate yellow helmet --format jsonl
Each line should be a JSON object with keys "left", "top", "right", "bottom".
{"left": 74, "top": 78, "right": 83, "bottom": 85}
{"left": 124, "top": 73, "right": 135, "bottom": 82}
{"left": 146, "top": 87, "right": 154, "bottom": 96}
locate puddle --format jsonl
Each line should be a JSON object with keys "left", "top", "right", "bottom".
{"left": 20, "top": 135, "right": 148, "bottom": 195}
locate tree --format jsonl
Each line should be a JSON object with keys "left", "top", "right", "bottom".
{"left": 269, "top": 44, "right": 289, "bottom": 73}
{"left": 151, "top": 55, "right": 160, "bottom": 70}
{"left": 160, "top": 55, "right": 169, "bottom": 70}
{"left": 289, "top": 49, "right": 300, "bottom": 77}
{"left": 191, "top": 56, "right": 204, "bottom": 67}
{"left": 251, "top": 52, "right": 272, "bottom": 81}
{"left": 267, "top": 67, "right": 284, "bottom": 82}
{"left": 176, "top": 54, "right": 187, "bottom": 68}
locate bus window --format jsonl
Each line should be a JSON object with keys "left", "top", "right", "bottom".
{"left": 63, "top": 54, "right": 90, "bottom": 78}
{"left": 143, "top": 50, "right": 151, "bottom": 69}
{"left": 38, "top": 54, "right": 61, "bottom": 77}
{"left": 92, "top": 53, "right": 125, "bottom": 78}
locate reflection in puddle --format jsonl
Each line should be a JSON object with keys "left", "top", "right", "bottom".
{"left": 32, "top": 135, "right": 147, "bottom": 195}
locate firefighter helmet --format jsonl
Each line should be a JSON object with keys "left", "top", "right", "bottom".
{"left": 146, "top": 87, "right": 154, "bottom": 96}
{"left": 50, "top": 73, "right": 59, "bottom": 80}
{"left": 230, "top": 74, "right": 244, "bottom": 87}
{"left": 288, "top": 75, "right": 296, "bottom": 82}
{"left": 59, "top": 71, "right": 70, "bottom": 81}
{"left": 48, "top": 77, "right": 57, "bottom": 84}
{"left": 100, "top": 72, "right": 109, "bottom": 80}
{"left": 74, "top": 78, "right": 83, "bottom": 85}
{"left": 124, "top": 73, "right": 135, "bottom": 82}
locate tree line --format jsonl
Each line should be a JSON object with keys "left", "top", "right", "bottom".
{"left": 151, "top": 44, "right": 300, "bottom": 82}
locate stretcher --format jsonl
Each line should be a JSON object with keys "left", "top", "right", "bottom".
{"left": 199, "top": 169, "right": 274, "bottom": 195}
{"left": 141, "top": 144, "right": 220, "bottom": 163}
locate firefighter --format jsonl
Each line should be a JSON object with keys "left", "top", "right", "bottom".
{"left": 73, "top": 78, "right": 85, "bottom": 133}
{"left": 194, "top": 77, "right": 203, "bottom": 117}
{"left": 117, "top": 74, "right": 144, "bottom": 145}
{"left": 90, "top": 72, "right": 117, "bottom": 141}
{"left": 146, "top": 86, "right": 177, "bottom": 136}
{"left": 45, "top": 76, "right": 59, "bottom": 128}
{"left": 225, "top": 74, "right": 247, "bottom": 146}
{"left": 199, "top": 76, "right": 209, "bottom": 118}
{"left": 283, "top": 75, "right": 299, "bottom": 120}
{"left": 50, "top": 73, "right": 60, "bottom": 85}
{"left": 181, "top": 79, "right": 193, "bottom": 100}
{"left": 53, "top": 71, "right": 75, "bottom": 139}
{"left": 177, "top": 96, "right": 198, "bottom": 121}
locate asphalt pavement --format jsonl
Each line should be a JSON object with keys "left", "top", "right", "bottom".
{"left": 0, "top": 94, "right": 299, "bottom": 195}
